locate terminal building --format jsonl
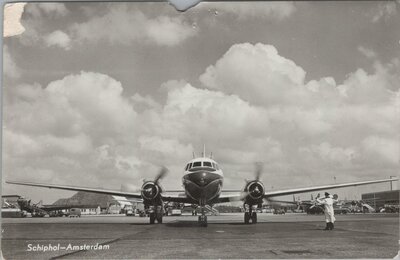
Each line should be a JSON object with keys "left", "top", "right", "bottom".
{"left": 361, "top": 190, "right": 399, "bottom": 211}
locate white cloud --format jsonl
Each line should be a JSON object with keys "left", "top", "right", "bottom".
{"left": 3, "top": 42, "right": 399, "bottom": 201}
{"left": 3, "top": 72, "right": 138, "bottom": 188}
{"left": 44, "top": 30, "right": 72, "bottom": 50}
{"left": 200, "top": 2, "right": 296, "bottom": 21}
{"left": 70, "top": 5, "right": 196, "bottom": 46}
{"left": 24, "top": 3, "right": 68, "bottom": 18}
{"left": 3, "top": 45, "right": 21, "bottom": 79}
{"left": 371, "top": 2, "right": 397, "bottom": 23}
{"left": 200, "top": 43, "right": 306, "bottom": 106}
{"left": 17, "top": 3, "right": 69, "bottom": 48}
{"left": 357, "top": 46, "right": 377, "bottom": 59}
{"left": 361, "top": 136, "right": 399, "bottom": 165}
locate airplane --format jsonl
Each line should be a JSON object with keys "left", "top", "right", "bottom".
{"left": 6, "top": 148, "right": 398, "bottom": 227}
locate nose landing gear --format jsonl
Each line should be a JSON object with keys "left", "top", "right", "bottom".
{"left": 198, "top": 215, "right": 208, "bottom": 227}
{"left": 198, "top": 202, "right": 208, "bottom": 227}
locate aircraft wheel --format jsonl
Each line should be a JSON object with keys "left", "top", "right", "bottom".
{"left": 149, "top": 212, "right": 156, "bottom": 224}
{"left": 244, "top": 212, "right": 250, "bottom": 224}
{"left": 198, "top": 215, "right": 208, "bottom": 227}
{"left": 156, "top": 213, "right": 163, "bottom": 224}
{"left": 251, "top": 212, "right": 257, "bottom": 224}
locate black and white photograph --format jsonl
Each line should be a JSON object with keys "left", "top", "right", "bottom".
{"left": 2, "top": 1, "right": 399, "bottom": 259}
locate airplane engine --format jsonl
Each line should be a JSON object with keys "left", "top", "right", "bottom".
{"left": 243, "top": 180, "right": 265, "bottom": 204}
{"left": 141, "top": 181, "right": 162, "bottom": 202}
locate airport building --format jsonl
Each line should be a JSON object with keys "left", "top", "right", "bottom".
{"left": 53, "top": 191, "right": 136, "bottom": 214}
{"left": 362, "top": 190, "right": 399, "bottom": 211}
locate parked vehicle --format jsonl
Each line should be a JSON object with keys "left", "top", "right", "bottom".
{"left": 273, "top": 209, "right": 285, "bottom": 215}
{"left": 69, "top": 208, "right": 81, "bottom": 217}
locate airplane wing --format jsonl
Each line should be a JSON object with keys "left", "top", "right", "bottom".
{"left": 263, "top": 178, "right": 398, "bottom": 198}
{"left": 6, "top": 181, "right": 142, "bottom": 199}
{"left": 213, "top": 178, "right": 398, "bottom": 203}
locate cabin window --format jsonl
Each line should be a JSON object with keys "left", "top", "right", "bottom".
{"left": 192, "top": 161, "right": 202, "bottom": 167}
{"left": 203, "top": 161, "right": 212, "bottom": 167}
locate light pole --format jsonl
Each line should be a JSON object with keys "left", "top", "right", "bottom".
{"left": 389, "top": 176, "right": 396, "bottom": 191}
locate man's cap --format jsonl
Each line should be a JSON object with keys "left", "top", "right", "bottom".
{"left": 325, "top": 192, "right": 330, "bottom": 196}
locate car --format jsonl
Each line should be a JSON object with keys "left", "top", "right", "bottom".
{"left": 69, "top": 208, "right": 81, "bottom": 217}
{"left": 273, "top": 209, "right": 285, "bottom": 215}
{"left": 171, "top": 209, "right": 182, "bottom": 216}
{"left": 125, "top": 206, "right": 135, "bottom": 216}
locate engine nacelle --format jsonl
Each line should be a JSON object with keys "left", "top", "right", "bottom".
{"left": 243, "top": 180, "right": 265, "bottom": 204}
{"left": 141, "top": 181, "right": 162, "bottom": 202}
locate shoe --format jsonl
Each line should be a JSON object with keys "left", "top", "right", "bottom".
{"left": 328, "top": 222, "right": 333, "bottom": 230}
{"left": 331, "top": 222, "right": 334, "bottom": 230}
{"left": 324, "top": 223, "right": 329, "bottom": 230}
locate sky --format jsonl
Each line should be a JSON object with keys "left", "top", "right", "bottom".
{"left": 2, "top": 1, "right": 399, "bottom": 204}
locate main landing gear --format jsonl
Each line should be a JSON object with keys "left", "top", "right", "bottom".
{"left": 244, "top": 204, "right": 257, "bottom": 224}
{"left": 149, "top": 205, "right": 163, "bottom": 224}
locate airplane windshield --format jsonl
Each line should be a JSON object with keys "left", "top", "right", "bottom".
{"left": 192, "top": 161, "right": 202, "bottom": 167}
{"left": 203, "top": 162, "right": 212, "bottom": 167}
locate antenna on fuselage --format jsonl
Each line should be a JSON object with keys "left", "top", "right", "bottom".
{"left": 202, "top": 144, "right": 205, "bottom": 157}
{"left": 192, "top": 152, "right": 196, "bottom": 159}
{"left": 210, "top": 152, "right": 213, "bottom": 159}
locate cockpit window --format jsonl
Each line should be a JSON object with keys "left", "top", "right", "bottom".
{"left": 215, "top": 163, "right": 219, "bottom": 170}
{"left": 203, "top": 161, "right": 212, "bottom": 167}
{"left": 185, "top": 163, "right": 190, "bottom": 171}
{"left": 192, "top": 161, "right": 202, "bottom": 167}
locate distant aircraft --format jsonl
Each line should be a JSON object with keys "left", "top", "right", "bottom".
{"left": 7, "top": 148, "right": 398, "bottom": 226}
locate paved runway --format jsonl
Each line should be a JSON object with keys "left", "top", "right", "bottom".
{"left": 1, "top": 213, "right": 399, "bottom": 259}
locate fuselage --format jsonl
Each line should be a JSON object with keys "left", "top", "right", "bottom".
{"left": 182, "top": 157, "right": 223, "bottom": 205}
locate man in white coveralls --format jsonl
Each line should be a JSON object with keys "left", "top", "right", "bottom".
{"left": 316, "top": 192, "right": 338, "bottom": 230}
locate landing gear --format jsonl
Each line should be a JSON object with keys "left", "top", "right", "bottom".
{"left": 198, "top": 205, "right": 207, "bottom": 227}
{"left": 156, "top": 212, "right": 163, "bottom": 223}
{"left": 244, "top": 212, "right": 250, "bottom": 224}
{"left": 244, "top": 204, "right": 257, "bottom": 224}
{"left": 251, "top": 212, "right": 257, "bottom": 224}
{"left": 150, "top": 212, "right": 156, "bottom": 224}
{"left": 198, "top": 215, "right": 208, "bottom": 227}
{"left": 149, "top": 205, "right": 163, "bottom": 224}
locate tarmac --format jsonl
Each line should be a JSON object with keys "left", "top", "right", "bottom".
{"left": 1, "top": 213, "right": 399, "bottom": 259}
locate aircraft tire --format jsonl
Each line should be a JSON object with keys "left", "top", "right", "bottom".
{"left": 251, "top": 212, "right": 257, "bottom": 224}
{"left": 149, "top": 213, "right": 156, "bottom": 224}
{"left": 156, "top": 213, "right": 163, "bottom": 224}
{"left": 244, "top": 212, "right": 250, "bottom": 224}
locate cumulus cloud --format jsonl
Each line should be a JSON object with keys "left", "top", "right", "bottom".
{"left": 357, "top": 46, "right": 377, "bottom": 59}
{"left": 361, "top": 136, "right": 398, "bottom": 165}
{"left": 18, "top": 3, "right": 69, "bottom": 47}
{"left": 3, "top": 42, "right": 399, "bottom": 201}
{"left": 44, "top": 30, "right": 72, "bottom": 50}
{"left": 70, "top": 5, "right": 196, "bottom": 46}
{"left": 200, "top": 43, "right": 306, "bottom": 106}
{"left": 200, "top": 2, "right": 296, "bottom": 21}
{"left": 24, "top": 3, "right": 68, "bottom": 18}
{"left": 197, "top": 42, "right": 398, "bottom": 183}
{"left": 371, "top": 2, "right": 397, "bottom": 23}
{"left": 3, "top": 72, "right": 138, "bottom": 188}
